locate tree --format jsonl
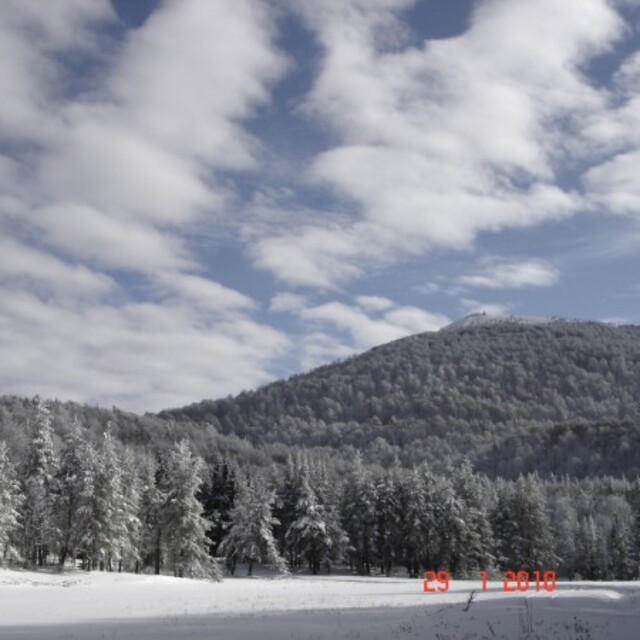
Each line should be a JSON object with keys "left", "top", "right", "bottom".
{"left": 286, "top": 475, "right": 330, "bottom": 574}
{"left": 54, "top": 419, "right": 89, "bottom": 568}
{"left": 137, "top": 455, "right": 165, "bottom": 575}
{"left": 220, "top": 475, "right": 286, "bottom": 577}
{"left": 81, "top": 428, "right": 133, "bottom": 571}
{"left": 163, "top": 440, "right": 219, "bottom": 579}
{"left": 21, "top": 396, "right": 58, "bottom": 566}
{"left": 375, "top": 468, "right": 403, "bottom": 576}
{"left": 198, "top": 456, "right": 236, "bottom": 558}
{"left": 342, "top": 454, "right": 376, "bottom": 574}
{"left": 508, "top": 475, "right": 555, "bottom": 572}
{"left": 0, "top": 441, "right": 23, "bottom": 563}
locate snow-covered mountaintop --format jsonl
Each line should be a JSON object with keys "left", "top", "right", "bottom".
{"left": 440, "top": 312, "right": 561, "bottom": 331}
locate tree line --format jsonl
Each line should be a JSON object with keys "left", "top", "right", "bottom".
{"left": 2, "top": 397, "right": 640, "bottom": 581}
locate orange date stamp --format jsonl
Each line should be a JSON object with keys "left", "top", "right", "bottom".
{"left": 422, "top": 570, "right": 557, "bottom": 593}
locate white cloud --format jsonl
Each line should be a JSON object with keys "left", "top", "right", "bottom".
{"left": 355, "top": 295, "right": 395, "bottom": 311}
{"left": 270, "top": 293, "right": 308, "bottom": 313}
{"left": 0, "top": 0, "right": 292, "bottom": 410}
{"left": 35, "top": 204, "right": 193, "bottom": 273}
{"left": 584, "top": 151, "right": 640, "bottom": 215}
{"left": 298, "top": 299, "right": 449, "bottom": 350}
{"left": 154, "top": 273, "right": 255, "bottom": 313}
{"left": 458, "top": 258, "right": 559, "bottom": 289}
{"left": 0, "top": 287, "right": 289, "bottom": 412}
{"left": 251, "top": 0, "right": 625, "bottom": 289}
{"left": 0, "top": 238, "right": 115, "bottom": 299}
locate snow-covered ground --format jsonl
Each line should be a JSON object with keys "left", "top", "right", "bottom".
{"left": 2, "top": 568, "right": 640, "bottom": 639}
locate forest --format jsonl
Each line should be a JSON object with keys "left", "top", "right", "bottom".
{"left": 2, "top": 319, "right": 640, "bottom": 580}
{"left": 1, "top": 395, "right": 639, "bottom": 582}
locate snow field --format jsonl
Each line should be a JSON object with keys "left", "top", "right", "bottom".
{"left": 2, "top": 569, "right": 640, "bottom": 639}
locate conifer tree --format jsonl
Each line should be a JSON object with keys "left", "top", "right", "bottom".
{"left": 607, "top": 515, "right": 634, "bottom": 580}
{"left": 137, "top": 455, "right": 166, "bottom": 575}
{"left": 81, "top": 428, "right": 130, "bottom": 571}
{"left": 341, "top": 454, "right": 377, "bottom": 574}
{"left": 54, "top": 419, "right": 89, "bottom": 568}
{"left": 0, "top": 441, "right": 23, "bottom": 563}
{"left": 574, "top": 514, "right": 601, "bottom": 579}
{"left": 453, "top": 461, "right": 494, "bottom": 574}
{"left": 164, "top": 440, "right": 219, "bottom": 579}
{"left": 21, "top": 396, "right": 58, "bottom": 566}
{"left": 286, "top": 475, "right": 330, "bottom": 574}
{"left": 375, "top": 468, "right": 403, "bottom": 576}
{"left": 508, "top": 475, "right": 555, "bottom": 572}
{"left": 400, "top": 468, "right": 429, "bottom": 577}
{"left": 220, "top": 475, "right": 286, "bottom": 576}
{"left": 199, "top": 456, "right": 236, "bottom": 557}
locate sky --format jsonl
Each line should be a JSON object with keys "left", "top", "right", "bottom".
{"left": 1, "top": 0, "right": 640, "bottom": 412}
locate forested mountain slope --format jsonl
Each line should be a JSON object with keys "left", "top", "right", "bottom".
{"left": 160, "top": 318, "right": 640, "bottom": 475}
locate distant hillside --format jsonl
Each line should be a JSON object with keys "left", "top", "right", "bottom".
{"left": 159, "top": 318, "right": 640, "bottom": 476}
{"left": 2, "top": 317, "right": 640, "bottom": 478}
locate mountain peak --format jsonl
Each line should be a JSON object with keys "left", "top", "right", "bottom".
{"left": 440, "top": 312, "right": 559, "bottom": 331}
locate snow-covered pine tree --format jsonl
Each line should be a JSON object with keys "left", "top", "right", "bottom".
{"left": 198, "top": 456, "right": 236, "bottom": 558}
{"left": 375, "top": 467, "right": 403, "bottom": 576}
{"left": 607, "top": 514, "right": 634, "bottom": 579}
{"left": 274, "top": 452, "right": 306, "bottom": 566}
{"left": 118, "top": 448, "right": 142, "bottom": 572}
{"left": 21, "top": 396, "right": 58, "bottom": 566}
{"left": 54, "top": 419, "right": 90, "bottom": 568}
{"left": 508, "top": 475, "right": 555, "bottom": 573}
{"left": 81, "top": 427, "right": 130, "bottom": 571}
{"left": 574, "top": 514, "right": 601, "bottom": 579}
{"left": 137, "top": 455, "right": 166, "bottom": 574}
{"left": 0, "top": 441, "right": 23, "bottom": 563}
{"left": 220, "top": 474, "right": 286, "bottom": 577}
{"left": 400, "top": 468, "right": 428, "bottom": 578}
{"left": 492, "top": 479, "right": 519, "bottom": 571}
{"left": 452, "top": 461, "right": 495, "bottom": 575}
{"left": 434, "top": 475, "right": 468, "bottom": 576}
{"left": 341, "top": 453, "right": 377, "bottom": 575}
{"left": 286, "top": 474, "right": 330, "bottom": 574}
{"left": 164, "top": 440, "right": 220, "bottom": 580}
{"left": 312, "top": 460, "right": 347, "bottom": 571}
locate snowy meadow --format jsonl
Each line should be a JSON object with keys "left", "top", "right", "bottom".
{"left": 2, "top": 569, "right": 640, "bottom": 640}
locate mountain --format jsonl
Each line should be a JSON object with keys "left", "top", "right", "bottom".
{"left": 2, "top": 316, "right": 640, "bottom": 478}
{"left": 159, "top": 316, "right": 640, "bottom": 477}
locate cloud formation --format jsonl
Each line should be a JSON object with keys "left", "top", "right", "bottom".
{"left": 0, "top": 0, "right": 289, "bottom": 410}
{"left": 252, "top": 0, "right": 628, "bottom": 288}
{"left": 458, "top": 258, "right": 559, "bottom": 290}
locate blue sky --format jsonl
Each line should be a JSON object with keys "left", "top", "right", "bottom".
{"left": 1, "top": 0, "right": 639, "bottom": 411}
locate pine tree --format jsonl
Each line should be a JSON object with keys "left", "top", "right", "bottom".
{"left": 137, "top": 455, "right": 165, "bottom": 574}
{"left": 163, "top": 440, "right": 219, "bottom": 579}
{"left": 400, "top": 468, "right": 429, "bottom": 577}
{"left": 198, "top": 456, "right": 236, "bottom": 558}
{"left": 574, "top": 515, "right": 600, "bottom": 579}
{"left": 274, "top": 452, "right": 306, "bottom": 566}
{"left": 341, "top": 454, "right": 377, "bottom": 575}
{"left": 118, "top": 448, "right": 142, "bottom": 572}
{"left": 21, "top": 396, "right": 58, "bottom": 566}
{"left": 286, "top": 475, "right": 330, "bottom": 574}
{"left": 220, "top": 475, "right": 286, "bottom": 576}
{"left": 0, "top": 441, "right": 23, "bottom": 563}
{"left": 375, "top": 468, "right": 403, "bottom": 576}
{"left": 453, "top": 461, "right": 494, "bottom": 575}
{"left": 54, "top": 419, "right": 89, "bottom": 568}
{"left": 607, "top": 515, "right": 634, "bottom": 580}
{"left": 81, "top": 428, "right": 130, "bottom": 571}
{"left": 508, "top": 475, "right": 555, "bottom": 572}
{"left": 492, "top": 480, "right": 518, "bottom": 570}
{"left": 435, "top": 475, "right": 468, "bottom": 576}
